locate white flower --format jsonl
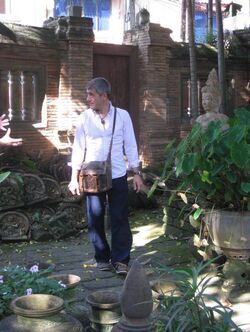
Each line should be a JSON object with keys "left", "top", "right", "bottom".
{"left": 0, "top": 275, "right": 3, "bottom": 283}
{"left": 201, "top": 239, "right": 209, "bottom": 247}
{"left": 58, "top": 281, "right": 66, "bottom": 288}
{"left": 29, "top": 265, "right": 39, "bottom": 273}
{"left": 26, "top": 288, "right": 33, "bottom": 295}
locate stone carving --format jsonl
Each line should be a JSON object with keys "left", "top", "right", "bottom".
{"left": 136, "top": 8, "right": 150, "bottom": 26}
{"left": 112, "top": 260, "right": 153, "bottom": 331}
{"left": 196, "top": 69, "right": 229, "bottom": 131}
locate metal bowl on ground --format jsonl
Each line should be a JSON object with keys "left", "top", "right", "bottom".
{"left": 48, "top": 274, "right": 81, "bottom": 289}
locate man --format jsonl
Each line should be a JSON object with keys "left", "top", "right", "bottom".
{"left": 68, "top": 77, "right": 143, "bottom": 275}
{"left": 0, "top": 114, "right": 23, "bottom": 146}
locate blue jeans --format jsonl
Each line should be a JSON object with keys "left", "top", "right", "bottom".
{"left": 85, "top": 175, "right": 132, "bottom": 265}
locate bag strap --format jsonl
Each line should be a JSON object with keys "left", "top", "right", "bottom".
{"left": 107, "top": 107, "right": 117, "bottom": 160}
{"left": 83, "top": 107, "right": 117, "bottom": 162}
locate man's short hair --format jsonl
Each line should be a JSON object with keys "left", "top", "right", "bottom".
{"left": 86, "top": 77, "right": 111, "bottom": 98}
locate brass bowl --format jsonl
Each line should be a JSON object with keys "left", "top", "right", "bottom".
{"left": 86, "top": 290, "right": 120, "bottom": 309}
{"left": 48, "top": 274, "right": 81, "bottom": 289}
{"left": 10, "top": 294, "right": 64, "bottom": 318}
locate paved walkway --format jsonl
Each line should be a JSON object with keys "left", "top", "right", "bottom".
{"left": 0, "top": 208, "right": 250, "bottom": 331}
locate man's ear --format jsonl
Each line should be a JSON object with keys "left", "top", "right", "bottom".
{"left": 102, "top": 92, "right": 108, "bottom": 99}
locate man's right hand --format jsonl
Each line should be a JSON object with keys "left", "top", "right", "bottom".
{"left": 68, "top": 179, "right": 80, "bottom": 196}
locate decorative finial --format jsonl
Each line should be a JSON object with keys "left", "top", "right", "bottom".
{"left": 112, "top": 260, "right": 154, "bottom": 331}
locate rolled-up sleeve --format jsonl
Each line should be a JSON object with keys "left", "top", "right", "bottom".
{"left": 123, "top": 112, "right": 140, "bottom": 169}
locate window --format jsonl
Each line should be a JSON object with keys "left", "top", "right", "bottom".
{"left": 54, "top": 0, "right": 111, "bottom": 31}
{"left": 0, "top": 67, "right": 45, "bottom": 123}
{"left": 83, "top": 0, "right": 111, "bottom": 31}
{"left": 181, "top": 75, "right": 207, "bottom": 119}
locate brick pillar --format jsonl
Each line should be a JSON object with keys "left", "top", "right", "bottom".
{"left": 55, "top": 16, "right": 94, "bottom": 130}
{"left": 124, "top": 24, "right": 173, "bottom": 166}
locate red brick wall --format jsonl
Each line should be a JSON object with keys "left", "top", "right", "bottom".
{"left": 124, "top": 25, "right": 249, "bottom": 167}
{"left": 0, "top": 17, "right": 93, "bottom": 159}
{"left": 0, "top": 20, "right": 248, "bottom": 168}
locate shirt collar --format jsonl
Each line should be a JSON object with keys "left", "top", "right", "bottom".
{"left": 92, "top": 102, "right": 113, "bottom": 118}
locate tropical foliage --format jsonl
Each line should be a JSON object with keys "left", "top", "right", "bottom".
{"left": 149, "top": 107, "right": 250, "bottom": 214}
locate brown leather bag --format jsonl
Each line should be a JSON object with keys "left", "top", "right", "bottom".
{"left": 80, "top": 159, "right": 112, "bottom": 193}
{"left": 79, "top": 108, "right": 117, "bottom": 193}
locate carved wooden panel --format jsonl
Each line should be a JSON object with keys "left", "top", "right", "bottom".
{"left": 0, "top": 210, "right": 31, "bottom": 241}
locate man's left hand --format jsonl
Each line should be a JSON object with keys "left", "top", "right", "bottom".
{"left": 133, "top": 174, "right": 143, "bottom": 193}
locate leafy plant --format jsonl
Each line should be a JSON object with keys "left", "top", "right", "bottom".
{"left": 0, "top": 171, "right": 10, "bottom": 184}
{"left": 149, "top": 107, "right": 250, "bottom": 213}
{"left": 20, "top": 158, "right": 37, "bottom": 171}
{"left": 0, "top": 265, "right": 67, "bottom": 319}
{"left": 154, "top": 260, "right": 241, "bottom": 331}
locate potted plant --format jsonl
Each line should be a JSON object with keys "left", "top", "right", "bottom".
{"left": 149, "top": 107, "right": 250, "bottom": 261}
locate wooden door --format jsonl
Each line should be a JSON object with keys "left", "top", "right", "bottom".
{"left": 93, "top": 43, "right": 139, "bottom": 138}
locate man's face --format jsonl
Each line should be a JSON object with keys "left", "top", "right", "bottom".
{"left": 86, "top": 89, "right": 106, "bottom": 111}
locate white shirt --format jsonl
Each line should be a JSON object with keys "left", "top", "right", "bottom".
{"left": 71, "top": 104, "right": 140, "bottom": 179}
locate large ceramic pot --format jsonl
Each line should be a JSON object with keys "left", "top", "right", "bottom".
{"left": 0, "top": 294, "right": 83, "bottom": 332}
{"left": 205, "top": 210, "right": 250, "bottom": 260}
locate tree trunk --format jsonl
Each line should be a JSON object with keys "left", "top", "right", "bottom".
{"left": 187, "top": 0, "right": 198, "bottom": 118}
{"left": 181, "top": 0, "right": 187, "bottom": 42}
{"left": 207, "top": 0, "right": 213, "bottom": 43}
{"left": 215, "top": 0, "right": 227, "bottom": 114}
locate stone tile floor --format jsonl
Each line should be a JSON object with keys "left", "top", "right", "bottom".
{"left": 0, "top": 208, "right": 250, "bottom": 331}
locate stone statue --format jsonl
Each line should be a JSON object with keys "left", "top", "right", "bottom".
{"left": 196, "top": 69, "right": 229, "bottom": 131}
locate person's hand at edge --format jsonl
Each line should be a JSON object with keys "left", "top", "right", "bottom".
{"left": 0, "top": 128, "right": 23, "bottom": 147}
{"left": 0, "top": 114, "right": 10, "bottom": 131}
